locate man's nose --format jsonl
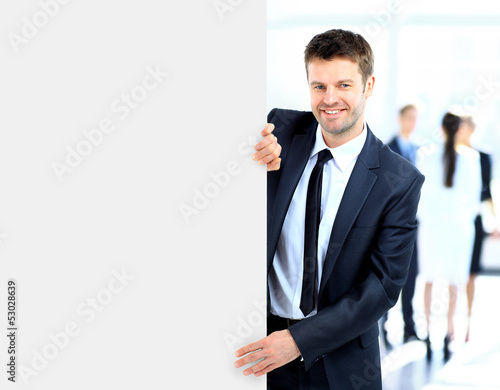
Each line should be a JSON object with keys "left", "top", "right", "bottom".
{"left": 323, "top": 87, "right": 340, "bottom": 105}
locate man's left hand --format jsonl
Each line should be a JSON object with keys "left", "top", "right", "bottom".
{"left": 234, "top": 330, "right": 301, "bottom": 377}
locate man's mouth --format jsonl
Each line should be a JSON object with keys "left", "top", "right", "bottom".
{"left": 322, "top": 108, "right": 346, "bottom": 116}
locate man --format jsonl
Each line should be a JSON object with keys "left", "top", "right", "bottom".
{"left": 235, "top": 29, "right": 424, "bottom": 389}
{"left": 388, "top": 105, "right": 418, "bottom": 165}
{"left": 381, "top": 104, "right": 421, "bottom": 347}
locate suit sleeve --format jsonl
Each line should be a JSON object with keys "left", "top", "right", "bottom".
{"left": 267, "top": 108, "right": 278, "bottom": 123}
{"left": 288, "top": 173, "right": 425, "bottom": 370}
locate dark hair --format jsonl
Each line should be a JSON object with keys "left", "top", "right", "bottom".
{"left": 399, "top": 104, "right": 417, "bottom": 116}
{"left": 442, "top": 112, "right": 462, "bottom": 188}
{"left": 304, "top": 29, "right": 374, "bottom": 86}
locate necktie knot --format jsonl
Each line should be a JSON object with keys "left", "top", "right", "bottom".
{"left": 317, "top": 149, "right": 333, "bottom": 164}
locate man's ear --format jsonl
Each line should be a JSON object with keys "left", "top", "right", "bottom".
{"left": 364, "top": 75, "right": 375, "bottom": 97}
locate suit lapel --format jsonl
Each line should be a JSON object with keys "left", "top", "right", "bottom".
{"left": 319, "top": 128, "right": 380, "bottom": 294}
{"left": 268, "top": 123, "right": 316, "bottom": 271}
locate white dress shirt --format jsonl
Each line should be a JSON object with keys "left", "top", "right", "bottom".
{"left": 269, "top": 123, "right": 368, "bottom": 319}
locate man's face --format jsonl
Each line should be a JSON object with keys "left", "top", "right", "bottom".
{"left": 307, "top": 57, "right": 373, "bottom": 136}
{"left": 399, "top": 108, "right": 418, "bottom": 134}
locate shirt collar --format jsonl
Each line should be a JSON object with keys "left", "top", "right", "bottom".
{"left": 310, "top": 123, "right": 368, "bottom": 172}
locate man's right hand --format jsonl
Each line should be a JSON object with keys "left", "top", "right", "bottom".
{"left": 252, "top": 124, "right": 282, "bottom": 171}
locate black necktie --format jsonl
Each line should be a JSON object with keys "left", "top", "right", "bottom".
{"left": 300, "top": 149, "right": 333, "bottom": 317}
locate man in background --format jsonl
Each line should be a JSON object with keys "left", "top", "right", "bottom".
{"left": 381, "top": 104, "right": 420, "bottom": 348}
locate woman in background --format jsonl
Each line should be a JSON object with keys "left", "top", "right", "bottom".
{"left": 457, "top": 115, "right": 497, "bottom": 343}
{"left": 416, "top": 112, "right": 482, "bottom": 361}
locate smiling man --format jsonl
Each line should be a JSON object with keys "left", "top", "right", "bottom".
{"left": 234, "top": 29, "right": 424, "bottom": 390}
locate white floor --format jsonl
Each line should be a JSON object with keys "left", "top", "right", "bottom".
{"left": 381, "top": 274, "right": 500, "bottom": 389}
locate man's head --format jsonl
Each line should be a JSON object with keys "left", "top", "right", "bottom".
{"left": 305, "top": 29, "right": 374, "bottom": 88}
{"left": 304, "top": 29, "right": 375, "bottom": 145}
{"left": 399, "top": 104, "right": 418, "bottom": 138}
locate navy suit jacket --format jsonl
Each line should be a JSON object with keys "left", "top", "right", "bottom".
{"left": 267, "top": 109, "right": 424, "bottom": 388}
{"left": 387, "top": 136, "right": 403, "bottom": 157}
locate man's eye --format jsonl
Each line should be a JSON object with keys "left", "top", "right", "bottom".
{"left": 315, "top": 85, "right": 325, "bottom": 90}
{"left": 340, "top": 84, "right": 350, "bottom": 88}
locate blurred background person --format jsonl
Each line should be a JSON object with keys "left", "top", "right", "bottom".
{"left": 388, "top": 104, "right": 419, "bottom": 164}
{"left": 416, "top": 112, "right": 482, "bottom": 361}
{"left": 380, "top": 104, "right": 420, "bottom": 349}
{"left": 457, "top": 115, "right": 498, "bottom": 343}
